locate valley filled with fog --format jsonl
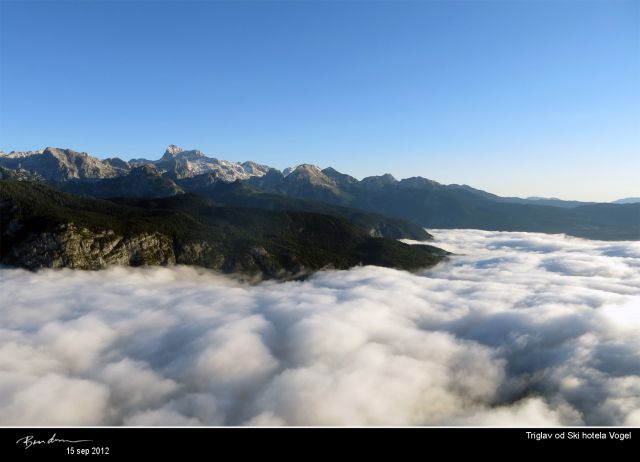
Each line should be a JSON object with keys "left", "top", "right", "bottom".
{"left": 1, "top": 229, "right": 638, "bottom": 426}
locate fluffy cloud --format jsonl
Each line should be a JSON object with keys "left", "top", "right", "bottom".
{"left": 0, "top": 229, "right": 638, "bottom": 426}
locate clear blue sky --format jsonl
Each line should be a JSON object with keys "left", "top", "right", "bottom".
{"left": 1, "top": 0, "right": 638, "bottom": 201}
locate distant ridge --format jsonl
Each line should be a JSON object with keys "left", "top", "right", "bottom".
{"left": 613, "top": 197, "right": 640, "bottom": 204}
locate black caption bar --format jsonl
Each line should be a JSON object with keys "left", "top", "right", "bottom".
{"left": 1, "top": 427, "right": 637, "bottom": 458}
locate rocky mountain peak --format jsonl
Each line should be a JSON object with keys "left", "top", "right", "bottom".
{"left": 163, "top": 145, "right": 206, "bottom": 160}
{"left": 282, "top": 165, "right": 298, "bottom": 177}
{"left": 283, "top": 164, "right": 323, "bottom": 177}
{"left": 0, "top": 147, "right": 125, "bottom": 182}
{"left": 285, "top": 164, "right": 329, "bottom": 181}
{"left": 164, "top": 144, "right": 185, "bottom": 157}
{"left": 360, "top": 173, "right": 398, "bottom": 188}
{"left": 43, "top": 146, "right": 68, "bottom": 158}
{"left": 282, "top": 164, "right": 340, "bottom": 195}
{"left": 241, "top": 161, "right": 271, "bottom": 177}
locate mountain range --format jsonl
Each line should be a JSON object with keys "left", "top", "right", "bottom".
{"left": 1, "top": 145, "right": 638, "bottom": 265}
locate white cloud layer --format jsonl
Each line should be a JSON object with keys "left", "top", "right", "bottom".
{"left": 1, "top": 229, "right": 639, "bottom": 426}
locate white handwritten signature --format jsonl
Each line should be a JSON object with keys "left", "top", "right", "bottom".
{"left": 16, "top": 433, "right": 92, "bottom": 450}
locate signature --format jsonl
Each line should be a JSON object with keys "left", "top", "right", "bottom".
{"left": 16, "top": 433, "right": 92, "bottom": 450}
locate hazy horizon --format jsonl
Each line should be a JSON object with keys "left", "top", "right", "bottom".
{"left": 1, "top": 1, "right": 638, "bottom": 202}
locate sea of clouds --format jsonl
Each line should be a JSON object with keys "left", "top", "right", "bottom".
{"left": 1, "top": 229, "right": 639, "bottom": 426}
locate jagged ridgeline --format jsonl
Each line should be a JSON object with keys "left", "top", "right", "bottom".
{"left": 1, "top": 145, "right": 638, "bottom": 240}
{"left": 0, "top": 181, "right": 448, "bottom": 278}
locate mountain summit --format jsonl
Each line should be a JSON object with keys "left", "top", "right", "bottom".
{"left": 161, "top": 145, "right": 206, "bottom": 161}
{"left": 164, "top": 144, "right": 185, "bottom": 157}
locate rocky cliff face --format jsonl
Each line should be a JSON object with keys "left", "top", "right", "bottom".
{"left": 3, "top": 223, "right": 176, "bottom": 270}
{"left": 2, "top": 220, "right": 278, "bottom": 275}
{"left": 1, "top": 221, "right": 316, "bottom": 278}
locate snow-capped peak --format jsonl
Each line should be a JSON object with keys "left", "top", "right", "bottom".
{"left": 161, "top": 145, "right": 206, "bottom": 162}
{"left": 152, "top": 146, "right": 271, "bottom": 181}
{"left": 282, "top": 165, "right": 299, "bottom": 177}
{"left": 164, "top": 144, "right": 185, "bottom": 156}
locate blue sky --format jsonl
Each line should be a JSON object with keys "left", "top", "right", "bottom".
{"left": 0, "top": 0, "right": 638, "bottom": 201}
